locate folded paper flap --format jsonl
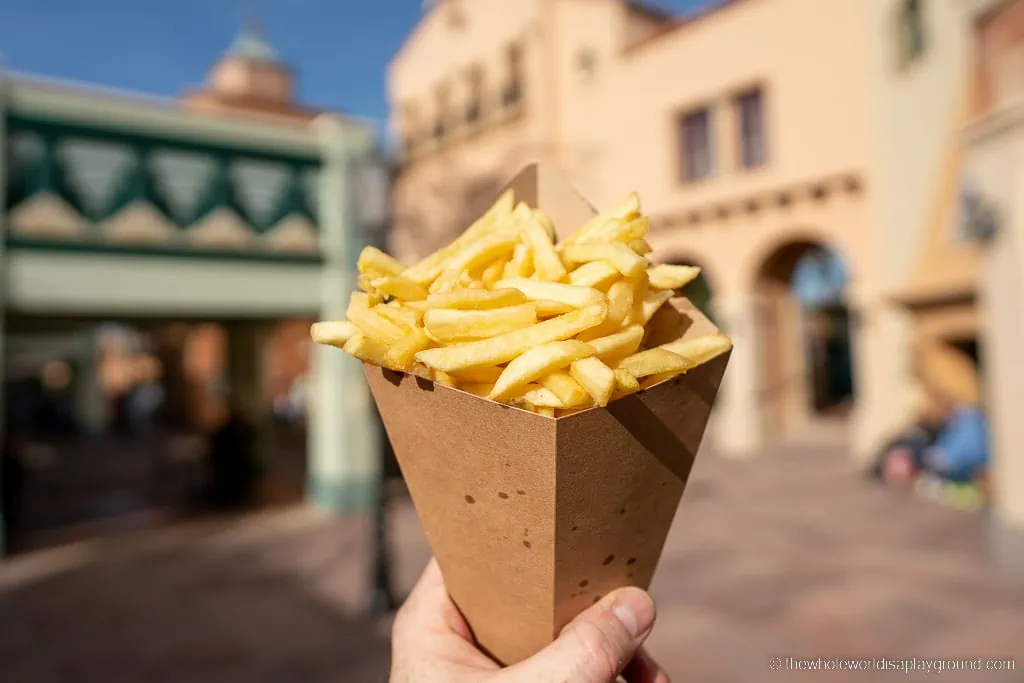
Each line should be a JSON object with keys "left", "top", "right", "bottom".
{"left": 503, "top": 163, "right": 598, "bottom": 242}
{"left": 364, "top": 365, "right": 558, "bottom": 663}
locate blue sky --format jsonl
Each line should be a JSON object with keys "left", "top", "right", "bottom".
{"left": 0, "top": 0, "right": 709, "bottom": 131}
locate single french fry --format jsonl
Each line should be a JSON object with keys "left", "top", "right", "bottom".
{"left": 444, "top": 234, "right": 520, "bottom": 276}
{"left": 568, "top": 260, "right": 620, "bottom": 289}
{"left": 343, "top": 333, "right": 396, "bottom": 370}
{"left": 409, "top": 288, "right": 527, "bottom": 311}
{"left": 534, "top": 406, "right": 556, "bottom": 418}
{"left": 496, "top": 278, "right": 604, "bottom": 308}
{"left": 461, "top": 382, "right": 496, "bottom": 398}
{"left": 627, "top": 271, "right": 650, "bottom": 325}
{"left": 510, "top": 384, "right": 564, "bottom": 408}
{"left": 539, "top": 371, "right": 592, "bottom": 408}
{"left": 357, "top": 246, "right": 406, "bottom": 278}
{"left": 450, "top": 365, "right": 505, "bottom": 383}
{"left": 569, "top": 356, "right": 615, "bottom": 407}
{"left": 310, "top": 321, "right": 358, "bottom": 348}
{"left": 628, "top": 239, "right": 653, "bottom": 255}
{"left": 370, "top": 275, "right": 428, "bottom": 302}
{"left": 490, "top": 340, "right": 596, "bottom": 401}
{"left": 423, "top": 304, "right": 538, "bottom": 343}
{"left": 523, "top": 214, "right": 567, "bottom": 282}
{"left": 638, "top": 290, "right": 674, "bottom": 326}
{"left": 584, "top": 325, "right": 645, "bottom": 361}
{"left": 580, "top": 215, "right": 650, "bottom": 245}
{"left": 503, "top": 243, "right": 534, "bottom": 279}
{"left": 616, "top": 348, "right": 692, "bottom": 378}
{"left": 534, "top": 300, "right": 575, "bottom": 317}
{"left": 660, "top": 333, "right": 733, "bottom": 366}
{"left": 376, "top": 302, "right": 421, "bottom": 330}
{"left": 481, "top": 259, "right": 507, "bottom": 288}
{"left": 415, "top": 302, "right": 607, "bottom": 372}
{"left": 647, "top": 264, "right": 701, "bottom": 291}
{"left": 578, "top": 279, "right": 634, "bottom": 340}
{"left": 433, "top": 370, "right": 458, "bottom": 387}
{"left": 348, "top": 302, "right": 407, "bottom": 344}
{"left": 386, "top": 328, "right": 432, "bottom": 371}
{"left": 613, "top": 369, "right": 641, "bottom": 395}
{"left": 532, "top": 209, "right": 557, "bottom": 242}
{"left": 561, "top": 243, "right": 648, "bottom": 279}
{"left": 563, "top": 192, "right": 641, "bottom": 245}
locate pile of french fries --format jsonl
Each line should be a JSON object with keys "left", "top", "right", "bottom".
{"left": 310, "top": 189, "right": 732, "bottom": 417}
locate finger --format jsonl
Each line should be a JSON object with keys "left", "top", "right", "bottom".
{"left": 500, "top": 586, "right": 656, "bottom": 683}
{"left": 622, "top": 647, "right": 670, "bottom": 683}
{"left": 393, "top": 558, "right": 475, "bottom": 643}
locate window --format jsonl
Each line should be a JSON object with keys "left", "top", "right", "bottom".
{"left": 735, "top": 87, "right": 766, "bottom": 169}
{"left": 677, "top": 106, "right": 714, "bottom": 183}
{"left": 576, "top": 48, "right": 597, "bottom": 81}
{"left": 503, "top": 43, "right": 523, "bottom": 108}
{"left": 400, "top": 103, "right": 421, "bottom": 155}
{"left": 466, "top": 66, "right": 484, "bottom": 125}
{"left": 896, "top": 0, "right": 926, "bottom": 69}
{"left": 434, "top": 84, "right": 450, "bottom": 141}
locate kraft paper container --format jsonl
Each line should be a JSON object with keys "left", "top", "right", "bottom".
{"left": 364, "top": 163, "right": 731, "bottom": 665}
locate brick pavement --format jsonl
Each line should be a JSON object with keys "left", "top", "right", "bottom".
{"left": 2, "top": 439, "right": 1023, "bottom": 682}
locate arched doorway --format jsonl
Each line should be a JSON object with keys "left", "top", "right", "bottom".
{"left": 756, "top": 240, "right": 855, "bottom": 440}
{"left": 665, "top": 257, "right": 716, "bottom": 324}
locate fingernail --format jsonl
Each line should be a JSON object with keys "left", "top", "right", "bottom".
{"left": 610, "top": 587, "right": 656, "bottom": 638}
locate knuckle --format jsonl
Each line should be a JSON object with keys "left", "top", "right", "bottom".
{"left": 566, "top": 619, "right": 628, "bottom": 678}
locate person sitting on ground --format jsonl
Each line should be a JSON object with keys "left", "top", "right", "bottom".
{"left": 881, "top": 341, "right": 989, "bottom": 493}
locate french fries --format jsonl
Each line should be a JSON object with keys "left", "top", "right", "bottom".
{"left": 310, "top": 187, "right": 732, "bottom": 416}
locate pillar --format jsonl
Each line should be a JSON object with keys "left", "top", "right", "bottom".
{"left": 307, "top": 115, "right": 380, "bottom": 512}
{"left": 713, "top": 296, "right": 764, "bottom": 457}
{"left": 1, "top": 62, "right": 9, "bottom": 556}
{"left": 846, "top": 289, "right": 916, "bottom": 463}
{"left": 74, "top": 329, "right": 107, "bottom": 435}
{"left": 984, "top": 165, "right": 1024, "bottom": 573}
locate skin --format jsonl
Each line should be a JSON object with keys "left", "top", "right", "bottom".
{"left": 390, "top": 558, "right": 670, "bottom": 683}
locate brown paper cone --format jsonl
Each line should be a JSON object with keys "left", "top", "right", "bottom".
{"left": 364, "top": 164, "right": 730, "bottom": 665}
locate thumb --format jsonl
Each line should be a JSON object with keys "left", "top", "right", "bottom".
{"left": 502, "top": 587, "right": 657, "bottom": 683}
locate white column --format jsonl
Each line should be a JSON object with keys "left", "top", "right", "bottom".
{"left": 984, "top": 160, "right": 1024, "bottom": 572}
{"left": 713, "top": 296, "right": 764, "bottom": 458}
{"left": 307, "top": 115, "right": 380, "bottom": 512}
{"left": 74, "top": 330, "right": 107, "bottom": 435}
{"left": 1, "top": 64, "right": 9, "bottom": 556}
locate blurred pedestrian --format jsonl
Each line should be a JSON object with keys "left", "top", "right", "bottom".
{"left": 876, "top": 341, "right": 989, "bottom": 493}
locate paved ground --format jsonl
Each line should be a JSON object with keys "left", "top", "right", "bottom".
{"left": 2, "top": 437, "right": 1023, "bottom": 682}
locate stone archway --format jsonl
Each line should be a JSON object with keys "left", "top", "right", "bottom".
{"left": 755, "top": 238, "right": 855, "bottom": 441}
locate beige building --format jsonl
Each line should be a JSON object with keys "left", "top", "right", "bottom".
{"left": 388, "top": 0, "right": 972, "bottom": 461}
{"left": 958, "top": 0, "right": 1024, "bottom": 570}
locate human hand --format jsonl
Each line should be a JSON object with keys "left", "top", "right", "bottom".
{"left": 389, "top": 558, "right": 668, "bottom": 683}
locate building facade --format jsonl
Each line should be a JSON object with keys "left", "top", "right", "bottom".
{"left": 1, "top": 28, "right": 384, "bottom": 550}
{"left": 956, "top": 0, "right": 1024, "bottom": 570}
{"left": 388, "top": 0, "right": 972, "bottom": 461}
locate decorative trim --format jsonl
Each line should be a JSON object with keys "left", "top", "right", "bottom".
{"left": 8, "top": 191, "right": 89, "bottom": 238}
{"left": 649, "top": 171, "right": 865, "bottom": 233}
{"left": 5, "top": 236, "right": 325, "bottom": 265}
{"left": 101, "top": 200, "right": 179, "bottom": 244}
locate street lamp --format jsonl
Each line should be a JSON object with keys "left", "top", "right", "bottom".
{"left": 351, "top": 144, "right": 400, "bottom": 614}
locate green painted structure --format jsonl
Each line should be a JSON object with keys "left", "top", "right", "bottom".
{"left": 0, "top": 64, "right": 385, "bottom": 553}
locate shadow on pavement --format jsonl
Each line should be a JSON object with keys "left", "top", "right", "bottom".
{"left": 0, "top": 516, "right": 396, "bottom": 683}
